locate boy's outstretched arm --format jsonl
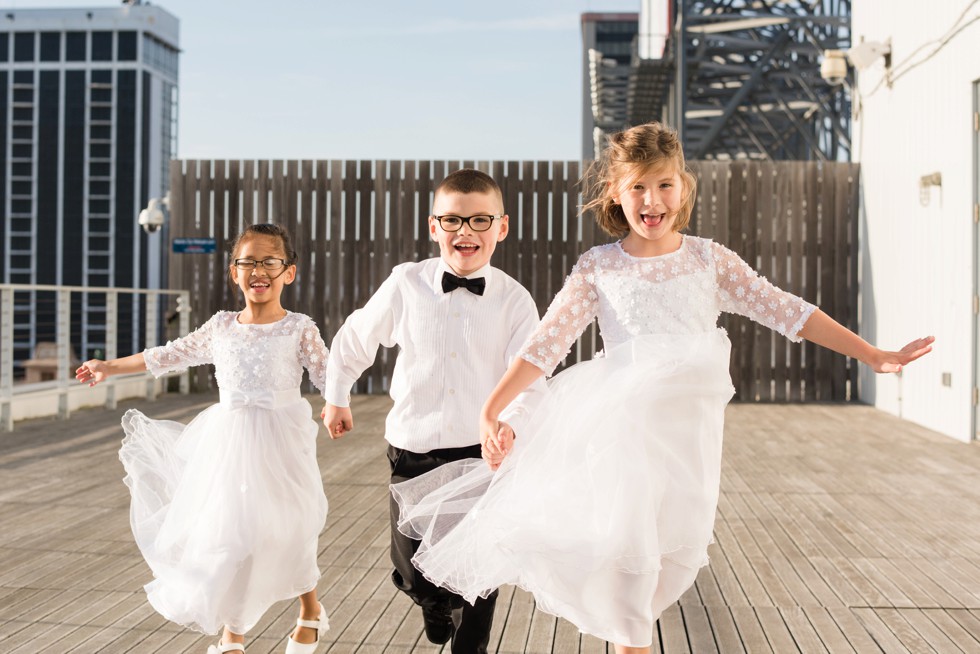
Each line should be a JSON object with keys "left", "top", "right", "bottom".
{"left": 798, "top": 309, "right": 934, "bottom": 373}
{"left": 75, "top": 353, "right": 147, "bottom": 387}
{"left": 321, "top": 403, "right": 354, "bottom": 439}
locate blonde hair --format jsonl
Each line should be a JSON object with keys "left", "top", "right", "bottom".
{"left": 583, "top": 122, "right": 697, "bottom": 238}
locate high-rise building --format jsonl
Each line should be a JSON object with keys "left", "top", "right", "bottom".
{"left": 1, "top": 2, "right": 179, "bottom": 366}
{"left": 581, "top": 12, "right": 638, "bottom": 160}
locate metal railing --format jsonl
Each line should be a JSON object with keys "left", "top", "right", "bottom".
{"left": 0, "top": 284, "right": 191, "bottom": 431}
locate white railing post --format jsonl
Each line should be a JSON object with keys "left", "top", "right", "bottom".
{"left": 145, "top": 292, "right": 158, "bottom": 401}
{"left": 105, "top": 290, "right": 118, "bottom": 410}
{"left": 57, "top": 290, "right": 71, "bottom": 419}
{"left": 178, "top": 291, "right": 190, "bottom": 394}
{"left": 0, "top": 283, "right": 190, "bottom": 430}
{"left": 1, "top": 288, "right": 13, "bottom": 432}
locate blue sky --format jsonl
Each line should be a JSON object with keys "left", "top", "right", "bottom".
{"left": 8, "top": 0, "right": 639, "bottom": 160}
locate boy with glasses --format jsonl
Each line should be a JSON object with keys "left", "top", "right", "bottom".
{"left": 322, "top": 168, "right": 543, "bottom": 653}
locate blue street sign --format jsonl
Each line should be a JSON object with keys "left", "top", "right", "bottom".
{"left": 172, "top": 238, "right": 217, "bottom": 254}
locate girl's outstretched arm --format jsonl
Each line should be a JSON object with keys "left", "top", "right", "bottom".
{"left": 798, "top": 309, "right": 934, "bottom": 373}
{"left": 75, "top": 353, "right": 147, "bottom": 387}
{"left": 480, "top": 358, "right": 544, "bottom": 469}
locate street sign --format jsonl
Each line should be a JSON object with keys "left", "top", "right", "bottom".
{"left": 172, "top": 238, "right": 217, "bottom": 254}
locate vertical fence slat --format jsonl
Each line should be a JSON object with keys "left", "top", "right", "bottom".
{"left": 257, "top": 160, "right": 270, "bottom": 224}
{"left": 312, "top": 160, "right": 329, "bottom": 335}
{"left": 848, "top": 164, "right": 861, "bottom": 400}
{"left": 328, "top": 160, "right": 343, "bottom": 344}
{"left": 758, "top": 164, "right": 775, "bottom": 402}
{"left": 788, "top": 162, "right": 806, "bottom": 401}
{"left": 242, "top": 160, "right": 255, "bottom": 227}
{"left": 804, "top": 163, "right": 820, "bottom": 401}
{"left": 520, "top": 161, "right": 535, "bottom": 302}
{"left": 833, "top": 163, "right": 853, "bottom": 401}
{"left": 772, "top": 163, "right": 788, "bottom": 402}
{"left": 818, "top": 163, "right": 836, "bottom": 400}
{"left": 400, "top": 160, "right": 417, "bottom": 266}
{"left": 535, "top": 161, "right": 550, "bottom": 303}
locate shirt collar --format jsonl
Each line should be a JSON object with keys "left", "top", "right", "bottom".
{"left": 433, "top": 259, "right": 493, "bottom": 293}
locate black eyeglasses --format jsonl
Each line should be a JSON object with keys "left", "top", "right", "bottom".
{"left": 233, "top": 258, "right": 288, "bottom": 270}
{"left": 432, "top": 214, "right": 500, "bottom": 232}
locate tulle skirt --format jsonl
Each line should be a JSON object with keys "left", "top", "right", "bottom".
{"left": 392, "top": 330, "right": 735, "bottom": 647}
{"left": 119, "top": 389, "right": 328, "bottom": 635}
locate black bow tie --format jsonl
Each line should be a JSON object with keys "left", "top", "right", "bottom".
{"left": 442, "top": 271, "right": 486, "bottom": 296}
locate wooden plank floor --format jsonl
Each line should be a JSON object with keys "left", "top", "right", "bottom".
{"left": 1, "top": 394, "right": 979, "bottom": 653}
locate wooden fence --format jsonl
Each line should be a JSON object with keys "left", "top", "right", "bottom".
{"left": 167, "top": 159, "right": 859, "bottom": 402}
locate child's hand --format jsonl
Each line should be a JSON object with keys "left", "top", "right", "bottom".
{"left": 871, "top": 336, "right": 935, "bottom": 373}
{"left": 75, "top": 360, "right": 109, "bottom": 387}
{"left": 480, "top": 416, "right": 513, "bottom": 471}
{"left": 322, "top": 404, "right": 354, "bottom": 439}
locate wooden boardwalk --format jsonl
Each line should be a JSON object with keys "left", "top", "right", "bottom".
{"left": 1, "top": 394, "right": 979, "bottom": 653}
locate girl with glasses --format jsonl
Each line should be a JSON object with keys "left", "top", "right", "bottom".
{"left": 76, "top": 223, "right": 331, "bottom": 654}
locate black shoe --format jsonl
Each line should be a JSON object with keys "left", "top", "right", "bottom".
{"left": 420, "top": 603, "right": 455, "bottom": 645}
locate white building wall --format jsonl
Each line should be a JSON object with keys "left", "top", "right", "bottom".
{"left": 852, "top": 1, "right": 980, "bottom": 441}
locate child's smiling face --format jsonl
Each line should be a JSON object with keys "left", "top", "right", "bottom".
{"left": 230, "top": 234, "right": 295, "bottom": 306}
{"left": 429, "top": 190, "right": 509, "bottom": 277}
{"left": 613, "top": 165, "right": 686, "bottom": 255}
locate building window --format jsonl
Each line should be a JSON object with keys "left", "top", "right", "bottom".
{"left": 118, "top": 31, "right": 137, "bottom": 61}
{"left": 0, "top": 33, "right": 9, "bottom": 62}
{"left": 143, "top": 33, "right": 178, "bottom": 79}
{"left": 66, "top": 31, "right": 86, "bottom": 61}
{"left": 14, "top": 32, "right": 35, "bottom": 62}
{"left": 91, "top": 31, "right": 112, "bottom": 61}
{"left": 40, "top": 32, "right": 60, "bottom": 62}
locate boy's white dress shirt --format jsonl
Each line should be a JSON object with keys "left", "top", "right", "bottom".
{"left": 325, "top": 258, "right": 544, "bottom": 453}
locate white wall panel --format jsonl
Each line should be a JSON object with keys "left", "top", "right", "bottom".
{"left": 852, "top": 1, "right": 979, "bottom": 441}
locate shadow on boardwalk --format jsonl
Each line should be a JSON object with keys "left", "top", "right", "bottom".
{"left": 1, "top": 393, "right": 979, "bottom": 653}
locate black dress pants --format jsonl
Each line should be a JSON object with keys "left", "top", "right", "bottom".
{"left": 388, "top": 443, "right": 498, "bottom": 654}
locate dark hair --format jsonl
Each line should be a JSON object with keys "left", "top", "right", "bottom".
{"left": 227, "top": 223, "right": 297, "bottom": 292}
{"left": 583, "top": 122, "right": 697, "bottom": 238}
{"left": 434, "top": 168, "right": 503, "bottom": 205}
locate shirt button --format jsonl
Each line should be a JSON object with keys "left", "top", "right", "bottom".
{"left": 449, "top": 389, "right": 455, "bottom": 395}
{"left": 453, "top": 312, "right": 460, "bottom": 318}
{"left": 450, "top": 352, "right": 457, "bottom": 358}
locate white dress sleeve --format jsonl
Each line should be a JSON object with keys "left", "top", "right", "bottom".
{"left": 298, "top": 316, "right": 330, "bottom": 398}
{"left": 518, "top": 250, "right": 600, "bottom": 376}
{"left": 711, "top": 242, "right": 816, "bottom": 342}
{"left": 142, "top": 313, "right": 219, "bottom": 377}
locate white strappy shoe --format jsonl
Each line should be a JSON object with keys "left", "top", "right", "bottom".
{"left": 207, "top": 642, "right": 244, "bottom": 653}
{"left": 284, "top": 602, "right": 329, "bottom": 653}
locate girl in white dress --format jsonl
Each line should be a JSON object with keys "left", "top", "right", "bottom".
{"left": 392, "top": 123, "right": 934, "bottom": 653}
{"left": 76, "top": 224, "right": 331, "bottom": 654}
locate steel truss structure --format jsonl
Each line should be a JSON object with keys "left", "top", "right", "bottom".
{"left": 628, "top": 0, "right": 852, "bottom": 161}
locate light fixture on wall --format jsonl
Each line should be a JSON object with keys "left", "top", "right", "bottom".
{"left": 820, "top": 39, "right": 891, "bottom": 86}
{"left": 919, "top": 172, "right": 941, "bottom": 207}
{"left": 847, "top": 40, "right": 891, "bottom": 71}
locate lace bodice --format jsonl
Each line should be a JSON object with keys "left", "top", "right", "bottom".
{"left": 520, "top": 236, "right": 816, "bottom": 375}
{"left": 143, "top": 311, "right": 329, "bottom": 395}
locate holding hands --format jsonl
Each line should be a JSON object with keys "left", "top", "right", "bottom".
{"left": 480, "top": 414, "right": 515, "bottom": 471}
{"left": 321, "top": 403, "right": 354, "bottom": 440}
